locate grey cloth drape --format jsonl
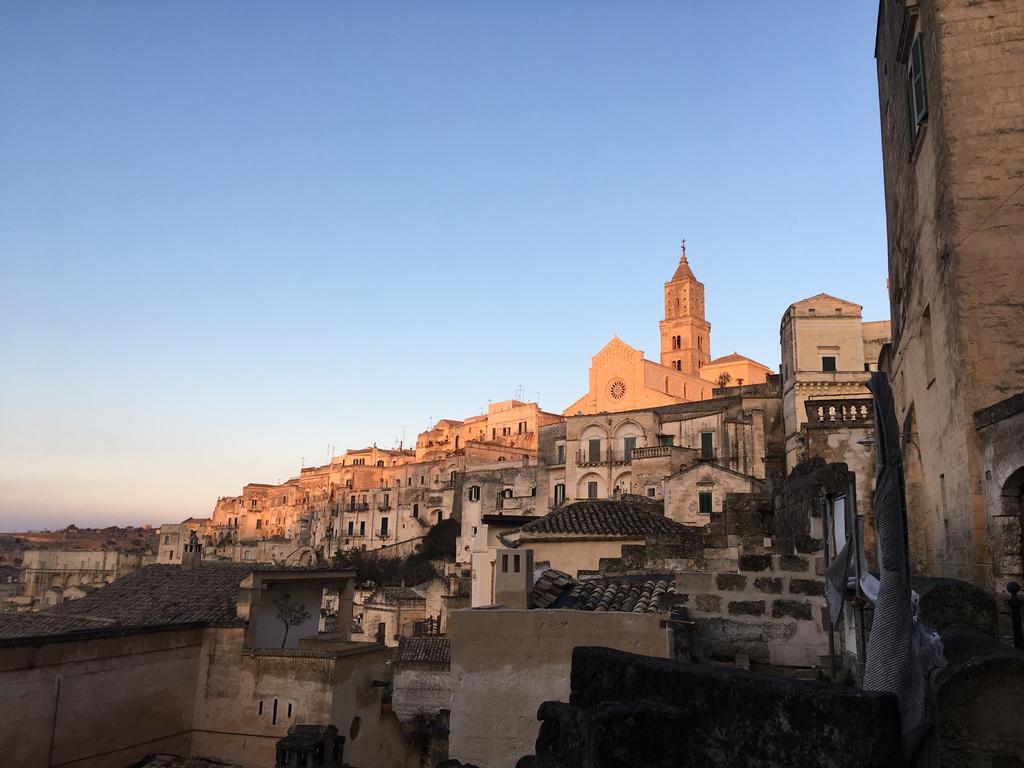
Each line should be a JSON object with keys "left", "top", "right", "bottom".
{"left": 862, "top": 372, "right": 934, "bottom": 758}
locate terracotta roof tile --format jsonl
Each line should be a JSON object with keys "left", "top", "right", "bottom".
{"left": 395, "top": 636, "right": 450, "bottom": 665}
{"left": 0, "top": 563, "right": 255, "bottom": 641}
{"left": 531, "top": 569, "right": 678, "bottom": 614}
{"left": 501, "top": 497, "right": 687, "bottom": 543}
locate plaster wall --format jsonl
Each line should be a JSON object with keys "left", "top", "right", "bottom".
{"left": 0, "top": 627, "right": 203, "bottom": 768}
{"left": 448, "top": 608, "right": 669, "bottom": 768}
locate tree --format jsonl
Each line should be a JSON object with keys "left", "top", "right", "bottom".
{"left": 273, "top": 593, "right": 312, "bottom": 648}
{"left": 716, "top": 372, "right": 733, "bottom": 388}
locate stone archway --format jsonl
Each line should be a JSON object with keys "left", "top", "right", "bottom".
{"left": 994, "top": 466, "right": 1024, "bottom": 581}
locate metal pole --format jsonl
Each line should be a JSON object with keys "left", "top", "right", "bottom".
{"left": 849, "top": 479, "right": 868, "bottom": 683}
{"left": 1008, "top": 582, "right": 1023, "bottom": 650}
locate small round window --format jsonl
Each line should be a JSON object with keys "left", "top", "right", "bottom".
{"left": 349, "top": 716, "right": 361, "bottom": 741}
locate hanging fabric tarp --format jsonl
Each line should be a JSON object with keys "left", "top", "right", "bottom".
{"left": 862, "top": 372, "right": 935, "bottom": 758}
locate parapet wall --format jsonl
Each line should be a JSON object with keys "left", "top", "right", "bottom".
{"left": 529, "top": 646, "right": 903, "bottom": 768}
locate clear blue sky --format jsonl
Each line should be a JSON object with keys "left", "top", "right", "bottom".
{"left": 0, "top": 2, "right": 888, "bottom": 530}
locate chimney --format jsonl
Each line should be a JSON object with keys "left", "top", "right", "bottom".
{"left": 493, "top": 548, "right": 534, "bottom": 609}
{"left": 181, "top": 529, "right": 203, "bottom": 570}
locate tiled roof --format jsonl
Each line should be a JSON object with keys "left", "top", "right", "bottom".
{"left": 531, "top": 568, "right": 575, "bottom": 609}
{"left": 531, "top": 569, "right": 677, "bottom": 614}
{"left": 133, "top": 754, "right": 242, "bottom": 768}
{"left": 395, "top": 636, "right": 451, "bottom": 665}
{"left": 370, "top": 586, "right": 426, "bottom": 604}
{"left": 558, "top": 577, "right": 677, "bottom": 613}
{"left": 0, "top": 563, "right": 253, "bottom": 641}
{"left": 500, "top": 497, "right": 688, "bottom": 544}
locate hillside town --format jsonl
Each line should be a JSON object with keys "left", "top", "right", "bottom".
{"left": 2, "top": 2, "right": 1023, "bottom": 768}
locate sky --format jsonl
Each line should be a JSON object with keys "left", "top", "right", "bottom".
{"left": 0, "top": 2, "right": 889, "bottom": 530}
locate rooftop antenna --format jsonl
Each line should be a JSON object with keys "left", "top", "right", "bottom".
{"left": 514, "top": 384, "right": 525, "bottom": 401}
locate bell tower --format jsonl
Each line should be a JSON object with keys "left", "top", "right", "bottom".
{"left": 659, "top": 241, "right": 711, "bottom": 375}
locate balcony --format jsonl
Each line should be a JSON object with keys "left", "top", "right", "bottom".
{"left": 631, "top": 446, "right": 671, "bottom": 460}
{"left": 377, "top": 505, "right": 392, "bottom": 512}
{"left": 347, "top": 503, "right": 369, "bottom": 512}
{"left": 577, "top": 450, "right": 604, "bottom": 467}
{"left": 805, "top": 398, "right": 873, "bottom": 426}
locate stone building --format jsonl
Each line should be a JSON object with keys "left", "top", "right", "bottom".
{"left": 779, "top": 293, "right": 890, "bottom": 473}
{"left": 19, "top": 548, "right": 148, "bottom": 608}
{"left": 875, "top": 0, "right": 1024, "bottom": 587}
{"left": 0, "top": 556, "right": 417, "bottom": 768}
{"left": 564, "top": 244, "right": 772, "bottom": 416}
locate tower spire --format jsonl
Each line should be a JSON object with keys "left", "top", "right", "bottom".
{"left": 671, "top": 239, "right": 695, "bottom": 282}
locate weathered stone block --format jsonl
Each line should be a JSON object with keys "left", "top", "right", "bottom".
{"left": 728, "top": 600, "right": 766, "bottom": 617}
{"left": 754, "top": 577, "right": 783, "bottom": 594}
{"left": 545, "top": 646, "right": 904, "bottom": 767}
{"left": 675, "top": 572, "right": 712, "bottom": 593}
{"left": 788, "top": 578, "right": 823, "bottom": 597}
{"left": 777, "top": 555, "right": 810, "bottom": 573}
{"left": 738, "top": 554, "right": 772, "bottom": 572}
{"left": 695, "top": 593, "right": 721, "bottom": 613}
{"left": 794, "top": 534, "right": 823, "bottom": 555}
{"left": 772, "top": 599, "right": 813, "bottom": 620}
{"left": 716, "top": 573, "right": 747, "bottom": 591}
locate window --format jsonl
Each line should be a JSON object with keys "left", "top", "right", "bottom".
{"left": 554, "top": 483, "right": 565, "bottom": 505}
{"left": 822, "top": 356, "right": 837, "bottom": 372}
{"left": 380, "top": 518, "right": 388, "bottom": 537}
{"left": 659, "top": 435, "right": 674, "bottom": 447}
{"left": 259, "top": 701, "right": 264, "bottom": 716}
{"left": 587, "top": 481, "right": 599, "bottom": 499}
{"left": 674, "top": 360, "right": 681, "bottom": 371}
{"left": 287, "top": 702, "right": 292, "bottom": 718}
{"left": 502, "top": 554, "right": 509, "bottom": 573}
{"left": 556, "top": 444, "right": 565, "bottom": 464}
{"left": 588, "top": 438, "right": 601, "bottom": 463}
{"left": 908, "top": 33, "right": 928, "bottom": 139}
{"left": 251, "top": 499, "right": 257, "bottom": 509}
{"left": 412, "top": 503, "right": 419, "bottom": 518}
{"left": 698, "top": 491, "right": 713, "bottom": 515}
{"left": 468, "top": 484, "right": 481, "bottom": 502}
{"left": 255, "top": 519, "right": 261, "bottom": 529}
{"left": 420, "top": 475, "right": 425, "bottom": 485}
{"left": 376, "top": 460, "right": 384, "bottom": 467}
{"left": 383, "top": 493, "right": 390, "bottom": 509}
{"left": 272, "top": 698, "right": 278, "bottom": 726}
{"left": 347, "top": 521, "right": 354, "bottom": 535}
{"left": 700, "top": 431, "right": 713, "bottom": 459}
{"left": 646, "top": 487, "right": 656, "bottom": 498}
{"left": 518, "top": 421, "right": 526, "bottom": 434}
{"left": 623, "top": 436, "right": 637, "bottom": 458}
{"left": 513, "top": 554, "right": 521, "bottom": 573}
{"left": 163, "top": 535, "right": 169, "bottom": 544}
{"left": 359, "top": 521, "right": 366, "bottom": 536}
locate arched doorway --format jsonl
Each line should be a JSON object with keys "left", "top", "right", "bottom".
{"left": 998, "top": 466, "right": 1024, "bottom": 580}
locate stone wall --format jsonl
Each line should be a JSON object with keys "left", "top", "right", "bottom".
{"left": 393, "top": 665, "right": 452, "bottom": 722}
{"left": 448, "top": 608, "right": 668, "bottom": 768}
{"left": 0, "top": 627, "right": 204, "bottom": 768}
{"left": 528, "top": 646, "right": 903, "bottom": 768}
{"left": 876, "top": 0, "right": 1024, "bottom": 588}
{"left": 676, "top": 549, "right": 826, "bottom": 668}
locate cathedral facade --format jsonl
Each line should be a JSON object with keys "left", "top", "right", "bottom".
{"left": 564, "top": 244, "right": 772, "bottom": 416}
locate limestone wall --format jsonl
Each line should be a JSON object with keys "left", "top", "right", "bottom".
{"left": 448, "top": 608, "right": 668, "bottom": 768}
{"left": 676, "top": 550, "right": 827, "bottom": 668}
{"left": 0, "top": 627, "right": 204, "bottom": 768}
{"left": 393, "top": 665, "right": 452, "bottom": 721}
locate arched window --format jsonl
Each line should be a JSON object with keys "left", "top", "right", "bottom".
{"left": 554, "top": 483, "right": 566, "bottom": 506}
{"left": 412, "top": 503, "right": 419, "bottom": 519}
